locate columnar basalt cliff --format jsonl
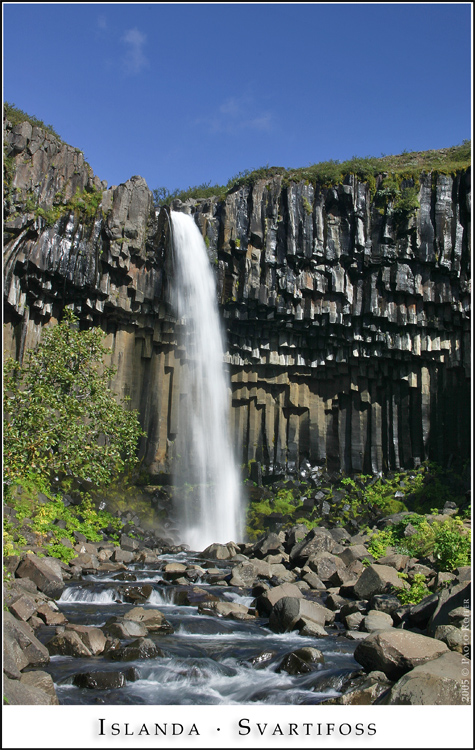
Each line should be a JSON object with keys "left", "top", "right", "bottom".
{"left": 3, "top": 118, "right": 471, "bottom": 479}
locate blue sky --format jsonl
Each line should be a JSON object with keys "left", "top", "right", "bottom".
{"left": 3, "top": 3, "right": 472, "bottom": 193}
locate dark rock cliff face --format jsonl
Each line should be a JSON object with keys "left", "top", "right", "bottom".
{"left": 3, "top": 119, "right": 471, "bottom": 479}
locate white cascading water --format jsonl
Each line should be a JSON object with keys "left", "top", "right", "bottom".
{"left": 170, "top": 210, "right": 243, "bottom": 550}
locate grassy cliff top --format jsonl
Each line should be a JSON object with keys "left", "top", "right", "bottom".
{"left": 156, "top": 141, "right": 471, "bottom": 205}
{"left": 3, "top": 102, "right": 470, "bottom": 205}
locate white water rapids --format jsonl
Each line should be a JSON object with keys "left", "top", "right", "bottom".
{"left": 170, "top": 211, "right": 243, "bottom": 549}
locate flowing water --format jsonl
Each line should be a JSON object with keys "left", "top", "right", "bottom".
{"left": 39, "top": 553, "right": 359, "bottom": 705}
{"left": 169, "top": 211, "right": 243, "bottom": 550}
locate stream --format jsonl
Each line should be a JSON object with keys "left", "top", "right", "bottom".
{"left": 36, "top": 551, "right": 360, "bottom": 705}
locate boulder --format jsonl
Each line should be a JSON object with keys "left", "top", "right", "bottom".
{"left": 338, "top": 545, "right": 372, "bottom": 566}
{"left": 197, "top": 601, "right": 254, "bottom": 621}
{"left": 3, "top": 674, "right": 58, "bottom": 705}
{"left": 289, "top": 528, "right": 335, "bottom": 566}
{"left": 47, "top": 630, "right": 93, "bottom": 658}
{"left": 199, "top": 542, "right": 240, "bottom": 560}
{"left": 36, "top": 603, "right": 68, "bottom": 626}
{"left": 407, "top": 593, "right": 439, "bottom": 628}
{"left": 253, "top": 532, "right": 286, "bottom": 559}
{"left": 65, "top": 624, "right": 107, "bottom": 655}
{"left": 277, "top": 647, "right": 324, "bottom": 675}
{"left": 354, "top": 564, "right": 407, "bottom": 600}
{"left": 104, "top": 618, "right": 149, "bottom": 639}
{"left": 427, "top": 581, "right": 471, "bottom": 637}
{"left": 229, "top": 560, "right": 271, "bottom": 587}
{"left": 255, "top": 582, "right": 303, "bottom": 616}
{"left": 434, "top": 625, "right": 470, "bottom": 656}
{"left": 361, "top": 610, "right": 394, "bottom": 632}
{"left": 72, "top": 670, "right": 130, "bottom": 689}
{"left": 107, "top": 637, "right": 163, "bottom": 661}
{"left": 9, "top": 594, "right": 37, "bottom": 622}
{"left": 4, "top": 612, "right": 50, "bottom": 667}
{"left": 20, "top": 671, "right": 59, "bottom": 703}
{"left": 383, "top": 651, "right": 470, "bottom": 704}
{"left": 322, "top": 670, "right": 393, "bottom": 705}
{"left": 354, "top": 629, "right": 449, "bottom": 680}
{"left": 268, "top": 596, "right": 333, "bottom": 633}
{"left": 123, "top": 607, "right": 174, "bottom": 633}
{"left": 16, "top": 555, "right": 64, "bottom": 598}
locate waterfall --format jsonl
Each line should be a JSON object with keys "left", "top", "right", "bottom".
{"left": 169, "top": 210, "right": 243, "bottom": 550}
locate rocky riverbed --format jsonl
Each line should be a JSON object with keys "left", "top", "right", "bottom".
{"left": 4, "top": 504, "right": 471, "bottom": 706}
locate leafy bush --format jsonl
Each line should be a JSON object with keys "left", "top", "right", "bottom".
{"left": 3, "top": 310, "right": 145, "bottom": 490}
{"left": 368, "top": 514, "right": 470, "bottom": 572}
{"left": 395, "top": 573, "right": 431, "bottom": 605}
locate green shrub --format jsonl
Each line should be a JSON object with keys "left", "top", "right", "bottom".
{"left": 395, "top": 573, "right": 431, "bottom": 605}
{"left": 3, "top": 309, "right": 145, "bottom": 490}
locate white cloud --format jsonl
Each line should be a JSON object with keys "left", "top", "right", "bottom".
{"left": 121, "top": 27, "right": 149, "bottom": 75}
{"left": 201, "top": 96, "right": 274, "bottom": 135}
{"left": 97, "top": 15, "right": 107, "bottom": 30}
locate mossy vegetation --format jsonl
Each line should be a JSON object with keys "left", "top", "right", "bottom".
{"left": 34, "top": 185, "right": 104, "bottom": 226}
{"left": 245, "top": 461, "right": 470, "bottom": 548}
{"left": 3, "top": 477, "right": 123, "bottom": 563}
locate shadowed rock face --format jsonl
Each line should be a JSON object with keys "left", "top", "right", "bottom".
{"left": 3, "top": 117, "right": 471, "bottom": 478}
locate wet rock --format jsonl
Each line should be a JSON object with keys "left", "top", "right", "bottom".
{"left": 322, "top": 670, "right": 393, "bottom": 705}
{"left": 246, "top": 650, "right": 277, "bottom": 669}
{"left": 107, "top": 637, "right": 164, "bottom": 661}
{"left": 118, "top": 584, "right": 153, "bottom": 603}
{"left": 197, "top": 601, "right": 254, "bottom": 620}
{"left": 354, "top": 629, "right": 449, "bottom": 680}
{"left": 278, "top": 647, "right": 324, "bottom": 675}
{"left": 113, "top": 571, "right": 137, "bottom": 582}
{"left": 382, "top": 651, "right": 470, "bottom": 704}
{"left": 268, "top": 596, "right": 333, "bottom": 633}
{"left": 47, "top": 630, "right": 93, "bottom": 658}
{"left": 104, "top": 618, "right": 149, "bottom": 639}
{"left": 123, "top": 606, "right": 174, "bottom": 633}
{"left": 65, "top": 624, "right": 107, "bottom": 654}
{"left": 16, "top": 555, "right": 64, "bottom": 598}
{"left": 72, "top": 670, "right": 132, "bottom": 690}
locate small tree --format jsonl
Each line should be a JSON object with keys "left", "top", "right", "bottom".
{"left": 3, "top": 310, "right": 145, "bottom": 489}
